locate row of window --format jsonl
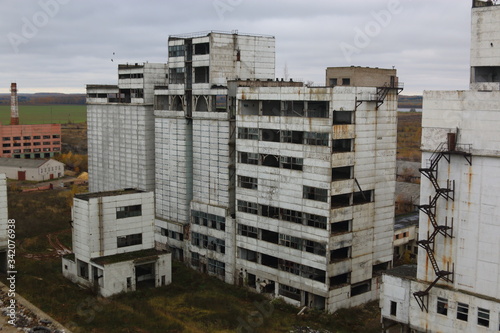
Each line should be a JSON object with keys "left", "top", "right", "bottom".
{"left": 3, "top": 135, "right": 59, "bottom": 141}
{"left": 239, "top": 152, "right": 303, "bottom": 170}
{"left": 191, "top": 210, "right": 226, "bottom": 231}
{"left": 116, "top": 205, "right": 142, "bottom": 219}
{"left": 190, "top": 253, "right": 225, "bottom": 278}
{"left": 238, "top": 127, "right": 330, "bottom": 146}
{"left": 237, "top": 224, "right": 326, "bottom": 256}
{"left": 241, "top": 100, "right": 329, "bottom": 118}
{"left": 160, "top": 228, "right": 184, "bottom": 241}
{"left": 436, "top": 297, "right": 497, "bottom": 329}
{"left": 237, "top": 200, "right": 327, "bottom": 229}
{"left": 117, "top": 233, "right": 142, "bottom": 248}
{"left": 3, "top": 141, "right": 59, "bottom": 147}
{"left": 191, "top": 232, "right": 225, "bottom": 254}
{"left": 118, "top": 73, "right": 144, "bottom": 79}
{"left": 168, "top": 42, "right": 210, "bottom": 58}
{"left": 3, "top": 147, "right": 58, "bottom": 154}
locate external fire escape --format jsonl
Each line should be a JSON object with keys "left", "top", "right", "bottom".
{"left": 355, "top": 82, "right": 404, "bottom": 109}
{"left": 413, "top": 135, "right": 472, "bottom": 312}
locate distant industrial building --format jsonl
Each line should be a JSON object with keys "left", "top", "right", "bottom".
{"left": 0, "top": 157, "right": 64, "bottom": 181}
{"left": 86, "top": 31, "right": 403, "bottom": 312}
{"left": 1, "top": 83, "right": 61, "bottom": 159}
{"left": 381, "top": 1, "right": 500, "bottom": 331}
{"left": 62, "top": 189, "right": 171, "bottom": 297}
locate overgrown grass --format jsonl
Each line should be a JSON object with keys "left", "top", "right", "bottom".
{"left": 0, "top": 105, "right": 86, "bottom": 124}
{"left": 397, "top": 112, "right": 422, "bottom": 162}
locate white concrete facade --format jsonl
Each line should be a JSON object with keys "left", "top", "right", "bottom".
{"left": 62, "top": 189, "right": 171, "bottom": 297}
{"left": 0, "top": 158, "right": 64, "bottom": 181}
{"left": 87, "top": 63, "right": 168, "bottom": 192}
{"left": 381, "top": 2, "right": 500, "bottom": 331}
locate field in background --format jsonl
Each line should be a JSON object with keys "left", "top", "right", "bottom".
{"left": 0, "top": 105, "right": 86, "bottom": 124}
{"left": 397, "top": 112, "right": 422, "bottom": 162}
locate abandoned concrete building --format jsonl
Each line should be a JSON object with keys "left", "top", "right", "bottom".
{"left": 62, "top": 189, "right": 171, "bottom": 297}
{"left": 86, "top": 30, "right": 402, "bottom": 311}
{"left": 381, "top": 1, "right": 500, "bottom": 331}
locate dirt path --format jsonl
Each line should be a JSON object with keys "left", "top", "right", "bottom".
{"left": 22, "top": 230, "right": 72, "bottom": 260}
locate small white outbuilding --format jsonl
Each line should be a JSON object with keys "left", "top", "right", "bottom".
{"left": 0, "top": 157, "right": 64, "bottom": 181}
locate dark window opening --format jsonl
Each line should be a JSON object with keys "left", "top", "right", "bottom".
{"left": 155, "top": 95, "right": 169, "bottom": 110}
{"left": 168, "top": 44, "right": 185, "bottom": 57}
{"left": 283, "top": 101, "right": 305, "bottom": 117}
{"left": 390, "top": 301, "right": 397, "bottom": 316}
{"left": 261, "top": 229, "right": 279, "bottom": 244}
{"left": 194, "top": 66, "right": 209, "bottom": 83}
{"left": 237, "top": 200, "right": 258, "bottom": 215}
{"left": 238, "top": 224, "right": 258, "bottom": 239}
{"left": 304, "top": 239, "right": 326, "bottom": 256}
{"left": 238, "top": 152, "right": 259, "bottom": 165}
{"left": 437, "top": 297, "right": 448, "bottom": 316}
{"left": 478, "top": 308, "right": 489, "bottom": 327}
{"left": 329, "top": 78, "right": 337, "bottom": 87}
{"left": 194, "top": 42, "right": 209, "bottom": 55}
{"left": 332, "top": 139, "right": 353, "bottom": 153}
{"left": 77, "top": 260, "right": 89, "bottom": 280}
{"left": 331, "top": 193, "right": 351, "bottom": 208}
{"left": 262, "top": 154, "right": 280, "bottom": 168}
{"left": 331, "top": 220, "right": 351, "bottom": 234}
{"left": 305, "top": 213, "right": 327, "bottom": 229}
{"left": 280, "top": 156, "right": 303, "bottom": 171}
{"left": 304, "top": 132, "right": 329, "bottom": 146}
{"left": 238, "top": 175, "right": 258, "bottom": 190}
{"left": 281, "top": 209, "right": 302, "bottom": 224}
{"left": 262, "top": 100, "right": 281, "bottom": 116}
{"left": 332, "top": 166, "right": 352, "bottom": 181}
{"left": 169, "top": 68, "right": 185, "bottom": 84}
{"left": 116, "top": 205, "right": 142, "bottom": 219}
{"left": 239, "top": 247, "right": 257, "bottom": 262}
{"left": 353, "top": 190, "right": 373, "bottom": 205}
{"left": 307, "top": 101, "right": 329, "bottom": 118}
{"left": 261, "top": 129, "right": 280, "bottom": 142}
{"left": 303, "top": 186, "right": 328, "bottom": 202}
{"left": 333, "top": 111, "right": 353, "bottom": 125}
{"left": 261, "top": 205, "right": 280, "bottom": 219}
{"left": 350, "top": 280, "right": 371, "bottom": 297}
{"left": 279, "top": 284, "right": 301, "bottom": 301}
{"left": 372, "top": 261, "right": 390, "bottom": 276}
{"left": 195, "top": 96, "right": 209, "bottom": 111}
{"left": 171, "top": 95, "right": 183, "bottom": 110}
{"left": 117, "top": 233, "right": 142, "bottom": 248}
{"left": 457, "top": 302, "right": 468, "bottom": 321}
{"left": 238, "top": 127, "right": 259, "bottom": 140}
{"left": 282, "top": 130, "right": 303, "bottom": 144}
{"left": 342, "top": 78, "right": 351, "bottom": 86}
{"left": 261, "top": 254, "right": 278, "bottom": 268}
{"left": 330, "top": 246, "right": 350, "bottom": 262}
{"left": 330, "top": 272, "right": 350, "bottom": 288}
{"left": 279, "top": 234, "right": 302, "bottom": 250}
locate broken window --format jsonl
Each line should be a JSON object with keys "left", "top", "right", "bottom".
{"left": 303, "top": 186, "right": 328, "bottom": 202}
{"left": 304, "top": 213, "right": 327, "bottom": 229}
{"left": 279, "top": 234, "right": 302, "bottom": 250}
{"left": 77, "top": 260, "right": 89, "bottom": 280}
{"left": 307, "top": 101, "right": 329, "bottom": 118}
{"left": 238, "top": 127, "right": 259, "bottom": 140}
{"left": 330, "top": 246, "right": 350, "bottom": 262}
{"left": 240, "top": 100, "right": 259, "bottom": 115}
{"left": 478, "top": 308, "right": 489, "bottom": 327}
{"left": 281, "top": 209, "right": 302, "bottom": 224}
{"left": 208, "top": 259, "right": 225, "bottom": 277}
{"left": 332, "top": 139, "right": 353, "bottom": 153}
{"left": 329, "top": 78, "right": 337, "bottom": 87}
{"left": 330, "top": 272, "right": 350, "bottom": 288}
{"left": 332, "top": 166, "right": 353, "bottom": 181}
{"left": 279, "top": 284, "right": 301, "bottom": 301}
{"left": 116, "top": 205, "right": 142, "bottom": 219}
{"left": 457, "top": 302, "right": 468, "bottom": 321}
{"left": 193, "top": 42, "right": 209, "bottom": 55}
{"left": 304, "top": 132, "right": 329, "bottom": 146}
{"left": 279, "top": 259, "right": 301, "bottom": 275}
{"left": 237, "top": 224, "right": 252, "bottom": 238}
{"left": 261, "top": 229, "right": 279, "bottom": 244}
{"left": 437, "top": 297, "right": 448, "bottom": 316}
{"left": 390, "top": 301, "right": 397, "bottom": 316}
{"left": 304, "top": 240, "right": 326, "bottom": 256}
{"left": 350, "top": 280, "right": 371, "bottom": 297}
{"left": 237, "top": 200, "right": 258, "bottom": 215}
{"left": 261, "top": 129, "right": 280, "bottom": 142}
{"left": 331, "top": 193, "right": 351, "bottom": 208}
{"left": 191, "top": 252, "right": 200, "bottom": 267}
{"left": 331, "top": 220, "right": 352, "bottom": 234}
{"left": 281, "top": 130, "right": 303, "bottom": 144}
{"left": 372, "top": 262, "right": 390, "bottom": 277}
{"left": 261, "top": 254, "right": 278, "bottom": 268}
{"left": 238, "top": 152, "right": 259, "bottom": 165}
{"left": 280, "top": 156, "right": 303, "bottom": 171}
{"left": 117, "top": 233, "right": 142, "bottom": 248}
{"left": 261, "top": 205, "right": 280, "bottom": 219}
{"left": 353, "top": 190, "right": 373, "bottom": 205}
{"left": 333, "top": 111, "right": 353, "bottom": 125}
{"left": 238, "top": 175, "right": 258, "bottom": 190}
{"left": 283, "top": 101, "right": 305, "bottom": 117}
{"left": 194, "top": 66, "right": 209, "bottom": 83}
{"left": 239, "top": 247, "right": 257, "bottom": 262}
{"left": 262, "top": 100, "right": 280, "bottom": 116}
{"left": 169, "top": 67, "right": 185, "bottom": 84}
{"left": 261, "top": 154, "right": 280, "bottom": 168}
{"left": 168, "top": 44, "right": 185, "bottom": 57}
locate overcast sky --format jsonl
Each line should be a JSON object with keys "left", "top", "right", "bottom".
{"left": 0, "top": 0, "right": 473, "bottom": 95}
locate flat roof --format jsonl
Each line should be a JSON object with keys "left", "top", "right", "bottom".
{"left": 91, "top": 248, "right": 169, "bottom": 266}
{"left": 75, "top": 188, "right": 146, "bottom": 201}
{"left": 384, "top": 264, "right": 417, "bottom": 279}
{"left": 394, "top": 212, "right": 419, "bottom": 230}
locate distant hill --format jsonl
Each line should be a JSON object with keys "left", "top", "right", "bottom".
{"left": 0, "top": 93, "right": 85, "bottom": 105}
{"left": 398, "top": 95, "right": 422, "bottom": 110}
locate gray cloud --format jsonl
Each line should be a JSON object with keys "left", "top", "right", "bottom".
{"left": 0, "top": 0, "right": 473, "bottom": 94}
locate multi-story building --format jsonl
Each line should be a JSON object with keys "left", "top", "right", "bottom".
{"left": 86, "top": 30, "right": 402, "bottom": 312}
{"left": 62, "top": 189, "right": 171, "bottom": 297}
{"left": 381, "top": 1, "right": 500, "bottom": 331}
{"left": 0, "top": 123, "right": 61, "bottom": 159}
{"left": 87, "top": 63, "right": 168, "bottom": 192}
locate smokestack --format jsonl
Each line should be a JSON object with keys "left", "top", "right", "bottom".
{"left": 10, "top": 83, "right": 19, "bottom": 125}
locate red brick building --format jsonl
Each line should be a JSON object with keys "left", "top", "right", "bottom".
{"left": 0, "top": 123, "right": 61, "bottom": 159}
